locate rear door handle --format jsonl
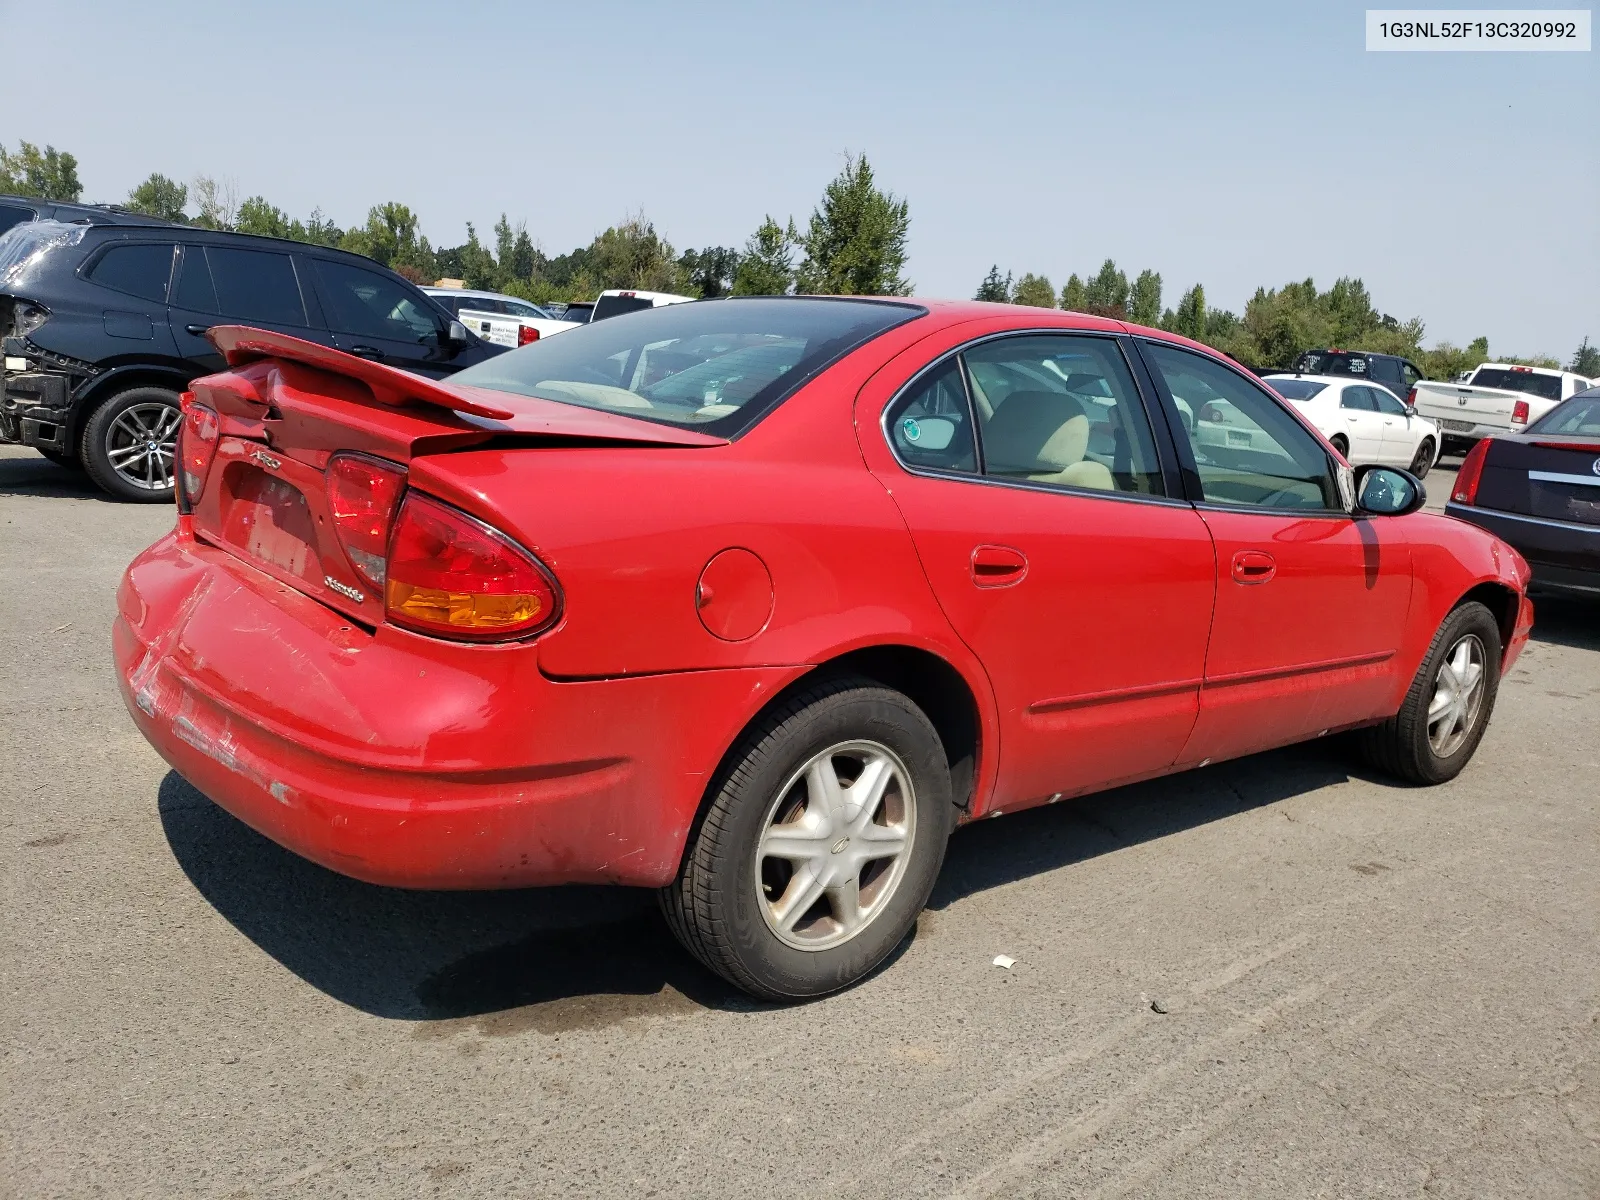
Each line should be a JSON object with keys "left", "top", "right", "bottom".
{"left": 348, "top": 345, "right": 385, "bottom": 360}
{"left": 971, "top": 544, "right": 1027, "bottom": 588}
{"left": 185, "top": 324, "right": 210, "bottom": 335}
{"left": 1231, "top": 550, "right": 1276, "bottom": 585}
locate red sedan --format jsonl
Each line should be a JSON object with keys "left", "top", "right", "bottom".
{"left": 115, "top": 299, "right": 1533, "bottom": 999}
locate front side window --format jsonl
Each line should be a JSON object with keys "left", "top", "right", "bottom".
{"left": 1370, "top": 387, "right": 1407, "bottom": 415}
{"left": 884, "top": 359, "right": 977, "bottom": 473}
{"left": 1144, "top": 341, "right": 1338, "bottom": 510}
{"left": 964, "top": 335, "right": 1164, "bottom": 495}
{"left": 316, "top": 259, "right": 440, "bottom": 342}
{"left": 87, "top": 243, "right": 175, "bottom": 303}
{"left": 452, "top": 297, "right": 921, "bottom": 436}
{"left": 1527, "top": 395, "right": 1600, "bottom": 435}
{"left": 1401, "top": 362, "right": 1423, "bottom": 392}
{"left": 202, "top": 247, "right": 308, "bottom": 325}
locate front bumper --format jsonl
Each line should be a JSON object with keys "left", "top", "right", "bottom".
{"left": 115, "top": 530, "right": 801, "bottom": 889}
{"left": 1445, "top": 501, "right": 1600, "bottom": 597}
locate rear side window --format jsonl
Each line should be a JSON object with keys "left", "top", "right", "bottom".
{"left": 176, "top": 245, "right": 308, "bottom": 325}
{"left": 1368, "top": 357, "right": 1401, "bottom": 386}
{"left": 1340, "top": 387, "right": 1377, "bottom": 411}
{"left": 87, "top": 243, "right": 175, "bottom": 303}
{"left": 1268, "top": 379, "right": 1328, "bottom": 400}
{"left": 1527, "top": 396, "right": 1600, "bottom": 435}
{"left": 1470, "top": 368, "right": 1562, "bottom": 402}
{"left": 885, "top": 359, "right": 977, "bottom": 473}
{"left": 315, "top": 259, "right": 442, "bottom": 342}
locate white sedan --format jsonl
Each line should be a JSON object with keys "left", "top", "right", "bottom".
{"left": 1265, "top": 373, "right": 1441, "bottom": 478}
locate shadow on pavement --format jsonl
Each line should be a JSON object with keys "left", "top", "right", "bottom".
{"left": 159, "top": 739, "right": 1367, "bottom": 1025}
{"left": 0, "top": 452, "right": 117, "bottom": 501}
{"left": 1526, "top": 595, "right": 1600, "bottom": 653}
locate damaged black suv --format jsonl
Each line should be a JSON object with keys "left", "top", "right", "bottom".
{"left": 1, "top": 219, "right": 502, "bottom": 501}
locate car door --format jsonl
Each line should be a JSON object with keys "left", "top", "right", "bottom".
{"left": 310, "top": 257, "right": 468, "bottom": 376}
{"left": 1138, "top": 340, "right": 1412, "bottom": 766}
{"left": 860, "top": 329, "right": 1217, "bottom": 812}
{"left": 1335, "top": 384, "right": 1385, "bottom": 463}
{"left": 1368, "top": 385, "right": 1417, "bottom": 464}
{"left": 168, "top": 243, "right": 330, "bottom": 374}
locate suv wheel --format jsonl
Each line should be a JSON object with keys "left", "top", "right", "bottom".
{"left": 660, "top": 677, "right": 955, "bottom": 1000}
{"left": 81, "top": 387, "right": 182, "bottom": 502}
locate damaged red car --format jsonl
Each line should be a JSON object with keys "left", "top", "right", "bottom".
{"left": 115, "top": 297, "right": 1533, "bottom": 999}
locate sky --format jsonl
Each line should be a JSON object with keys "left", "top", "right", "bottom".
{"left": 3, "top": 0, "right": 1594, "bottom": 358}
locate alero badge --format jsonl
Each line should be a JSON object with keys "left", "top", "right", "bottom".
{"left": 251, "top": 449, "right": 283, "bottom": 470}
{"left": 324, "top": 576, "right": 366, "bottom": 603}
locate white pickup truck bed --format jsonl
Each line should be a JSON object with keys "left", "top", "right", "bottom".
{"left": 1411, "top": 363, "right": 1593, "bottom": 448}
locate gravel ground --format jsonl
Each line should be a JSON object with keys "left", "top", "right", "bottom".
{"left": 3, "top": 444, "right": 1596, "bottom": 1198}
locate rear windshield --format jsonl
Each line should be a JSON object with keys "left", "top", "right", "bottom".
{"left": 1267, "top": 378, "right": 1329, "bottom": 401}
{"left": 1470, "top": 368, "right": 1562, "bottom": 402}
{"left": 1292, "top": 351, "right": 1368, "bottom": 377}
{"left": 450, "top": 297, "right": 923, "bottom": 437}
{"left": 591, "top": 293, "right": 657, "bottom": 321}
{"left": 1526, "top": 393, "right": 1600, "bottom": 435}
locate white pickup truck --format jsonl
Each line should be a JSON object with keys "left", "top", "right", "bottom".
{"left": 1411, "top": 362, "right": 1594, "bottom": 452}
{"left": 422, "top": 288, "right": 579, "bottom": 348}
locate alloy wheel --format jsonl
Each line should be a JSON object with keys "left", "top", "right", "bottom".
{"left": 1428, "top": 634, "right": 1486, "bottom": 757}
{"left": 755, "top": 740, "right": 917, "bottom": 951}
{"left": 105, "top": 401, "right": 181, "bottom": 492}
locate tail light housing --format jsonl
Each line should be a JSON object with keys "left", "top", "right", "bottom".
{"left": 326, "top": 453, "right": 407, "bottom": 588}
{"left": 1452, "top": 438, "right": 1491, "bottom": 505}
{"left": 1406, "top": 386, "right": 1416, "bottom": 404}
{"left": 178, "top": 396, "right": 220, "bottom": 503}
{"left": 1510, "top": 400, "right": 1529, "bottom": 425}
{"left": 384, "top": 493, "right": 560, "bottom": 641}
{"left": 517, "top": 325, "right": 540, "bottom": 346}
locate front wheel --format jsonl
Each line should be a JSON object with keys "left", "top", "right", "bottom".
{"left": 659, "top": 677, "right": 954, "bottom": 1000}
{"left": 80, "top": 386, "right": 182, "bottom": 503}
{"left": 1409, "top": 437, "right": 1436, "bottom": 479}
{"left": 1357, "top": 601, "right": 1502, "bottom": 785}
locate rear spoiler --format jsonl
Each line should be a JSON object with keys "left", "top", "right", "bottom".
{"left": 208, "top": 325, "right": 517, "bottom": 420}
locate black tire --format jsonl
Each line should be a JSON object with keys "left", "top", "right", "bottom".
{"left": 659, "top": 676, "right": 955, "bottom": 1001}
{"left": 1330, "top": 433, "right": 1349, "bottom": 457}
{"left": 38, "top": 448, "right": 81, "bottom": 471}
{"left": 1357, "top": 601, "right": 1502, "bottom": 785}
{"left": 80, "top": 386, "right": 182, "bottom": 503}
{"left": 1409, "top": 437, "right": 1435, "bottom": 479}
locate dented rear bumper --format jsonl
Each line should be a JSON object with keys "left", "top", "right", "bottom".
{"left": 115, "top": 530, "right": 797, "bottom": 889}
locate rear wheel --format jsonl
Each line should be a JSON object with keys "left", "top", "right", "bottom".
{"left": 80, "top": 386, "right": 182, "bottom": 503}
{"left": 1409, "top": 437, "right": 1436, "bottom": 479}
{"left": 660, "top": 677, "right": 954, "bottom": 1000}
{"left": 1357, "top": 601, "right": 1502, "bottom": 785}
{"left": 1330, "top": 433, "right": 1349, "bottom": 458}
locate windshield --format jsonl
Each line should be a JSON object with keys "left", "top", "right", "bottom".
{"left": 1267, "top": 378, "right": 1329, "bottom": 401}
{"left": 1292, "top": 351, "right": 1368, "bottom": 377}
{"left": 450, "top": 297, "right": 923, "bottom": 436}
{"left": 1470, "top": 367, "right": 1562, "bottom": 402}
{"left": 1526, "top": 393, "right": 1600, "bottom": 435}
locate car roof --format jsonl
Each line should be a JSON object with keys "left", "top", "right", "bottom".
{"left": 423, "top": 287, "right": 532, "bottom": 303}
{"left": 1265, "top": 373, "right": 1360, "bottom": 386}
{"left": 0, "top": 193, "right": 175, "bottom": 227}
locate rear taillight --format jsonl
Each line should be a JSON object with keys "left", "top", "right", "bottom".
{"left": 1406, "top": 387, "right": 1416, "bottom": 404}
{"left": 1510, "top": 400, "right": 1529, "bottom": 425}
{"left": 178, "top": 397, "right": 220, "bottom": 503}
{"left": 1452, "top": 438, "right": 1491, "bottom": 505}
{"left": 326, "top": 453, "right": 407, "bottom": 588}
{"left": 384, "top": 493, "right": 560, "bottom": 641}
{"left": 517, "top": 325, "right": 540, "bottom": 346}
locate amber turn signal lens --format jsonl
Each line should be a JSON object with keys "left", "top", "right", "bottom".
{"left": 383, "top": 492, "right": 559, "bottom": 640}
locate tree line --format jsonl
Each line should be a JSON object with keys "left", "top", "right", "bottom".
{"left": 6, "top": 137, "right": 1594, "bottom": 378}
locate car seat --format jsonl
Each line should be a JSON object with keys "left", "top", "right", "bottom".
{"left": 982, "top": 391, "right": 1115, "bottom": 490}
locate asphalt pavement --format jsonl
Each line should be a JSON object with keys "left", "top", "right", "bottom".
{"left": 3, "top": 445, "right": 1596, "bottom": 1198}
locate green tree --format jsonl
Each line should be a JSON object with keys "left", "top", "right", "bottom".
{"left": 589, "top": 215, "right": 686, "bottom": 292}
{"left": 1172, "top": 284, "right": 1207, "bottom": 340}
{"left": 1012, "top": 273, "right": 1056, "bottom": 308}
{"left": 1082, "top": 259, "right": 1129, "bottom": 318}
{"left": 1059, "top": 274, "right": 1087, "bottom": 311}
{"left": 235, "top": 196, "right": 291, "bottom": 238}
{"left": 1569, "top": 337, "right": 1600, "bottom": 377}
{"left": 732, "top": 217, "right": 799, "bottom": 296}
{"left": 974, "top": 265, "right": 1012, "bottom": 303}
{"left": 796, "top": 153, "right": 911, "bottom": 296}
{"left": 680, "top": 246, "right": 739, "bottom": 298}
{"left": 126, "top": 173, "right": 188, "bottom": 222}
{"left": 340, "top": 202, "right": 436, "bottom": 280}
{"left": 0, "top": 141, "right": 82, "bottom": 200}
{"left": 1128, "top": 269, "right": 1162, "bottom": 326}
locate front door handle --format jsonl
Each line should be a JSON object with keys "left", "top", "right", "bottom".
{"left": 348, "top": 345, "right": 385, "bottom": 360}
{"left": 185, "top": 324, "right": 210, "bottom": 335}
{"left": 1231, "top": 550, "right": 1276, "bottom": 585}
{"left": 971, "top": 544, "right": 1027, "bottom": 588}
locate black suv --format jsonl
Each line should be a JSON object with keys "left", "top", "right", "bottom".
{"left": 1289, "top": 349, "right": 1426, "bottom": 403}
{"left": 0, "top": 193, "right": 169, "bottom": 237}
{"left": 0, "top": 220, "right": 503, "bottom": 501}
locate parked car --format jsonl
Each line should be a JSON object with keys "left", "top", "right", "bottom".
{"left": 422, "top": 287, "right": 579, "bottom": 348}
{"left": 0, "top": 193, "right": 171, "bottom": 237}
{"left": 115, "top": 300, "right": 1532, "bottom": 1000}
{"left": 1265, "top": 373, "right": 1440, "bottom": 476}
{"left": 1412, "top": 363, "right": 1595, "bottom": 454}
{"left": 1290, "top": 349, "right": 1427, "bottom": 405}
{"left": 0, "top": 220, "right": 503, "bottom": 501}
{"left": 551, "top": 301, "right": 594, "bottom": 324}
{"left": 1445, "top": 386, "right": 1600, "bottom": 596}
{"left": 591, "top": 288, "right": 695, "bottom": 321}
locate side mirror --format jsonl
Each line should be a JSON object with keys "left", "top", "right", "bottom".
{"left": 1355, "top": 465, "right": 1426, "bottom": 517}
{"left": 445, "top": 319, "right": 469, "bottom": 346}
{"left": 1404, "top": 404, "right": 1417, "bottom": 417}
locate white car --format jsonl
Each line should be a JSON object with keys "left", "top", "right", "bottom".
{"left": 591, "top": 288, "right": 696, "bottom": 321}
{"left": 1265, "top": 374, "right": 1441, "bottom": 477}
{"left": 422, "top": 288, "right": 579, "bottom": 348}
